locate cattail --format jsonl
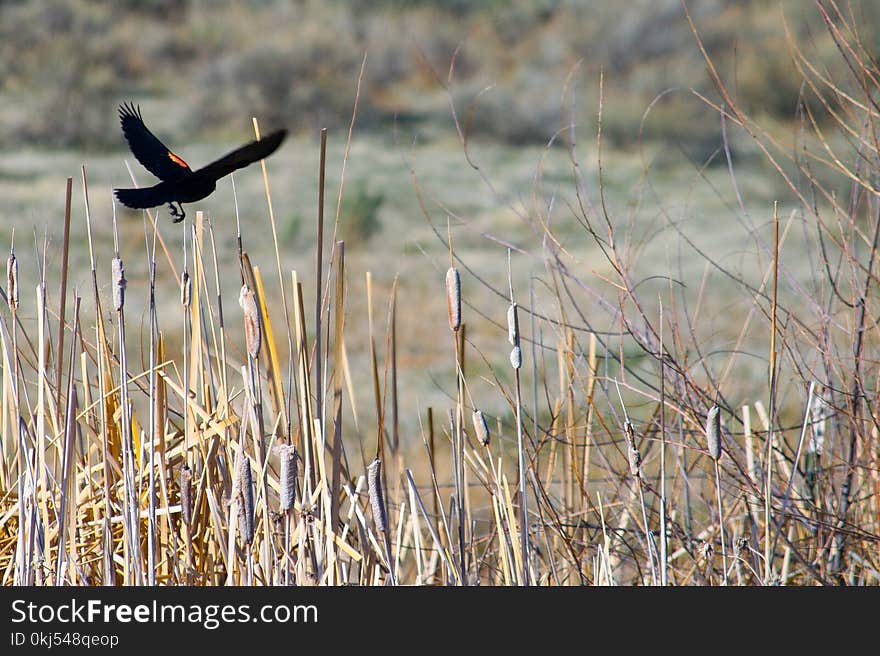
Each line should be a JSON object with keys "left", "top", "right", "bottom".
{"left": 237, "top": 456, "right": 254, "bottom": 545}
{"left": 706, "top": 405, "right": 722, "bottom": 460}
{"left": 278, "top": 444, "right": 297, "bottom": 512}
{"left": 180, "top": 269, "right": 191, "bottom": 308}
{"left": 179, "top": 465, "right": 193, "bottom": 527}
{"left": 507, "top": 302, "right": 519, "bottom": 347}
{"left": 509, "top": 345, "right": 522, "bottom": 369}
{"left": 808, "top": 390, "right": 827, "bottom": 455}
{"left": 624, "top": 420, "right": 641, "bottom": 478}
{"left": 367, "top": 457, "right": 388, "bottom": 533}
{"left": 446, "top": 267, "right": 461, "bottom": 332}
{"left": 6, "top": 251, "right": 18, "bottom": 311}
{"left": 472, "top": 409, "right": 490, "bottom": 446}
{"left": 239, "top": 284, "right": 261, "bottom": 359}
{"left": 111, "top": 257, "right": 126, "bottom": 311}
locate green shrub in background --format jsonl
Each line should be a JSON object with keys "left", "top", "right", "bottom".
{"left": 342, "top": 182, "right": 384, "bottom": 245}
{"left": 3, "top": 0, "right": 880, "bottom": 147}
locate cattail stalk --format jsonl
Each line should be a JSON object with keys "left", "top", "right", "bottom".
{"left": 706, "top": 404, "right": 728, "bottom": 585}
{"left": 658, "top": 298, "right": 668, "bottom": 586}
{"left": 506, "top": 262, "right": 529, "bottom": 585}
{"left": 111, "top": 199, "right": 142, "bottom": 584}
{"left": 625, "top": 419, "right": 658, "bottom": 585}
{"left": 6, "top": 247, "right": 23, "bottom": 583}
{"left": 446, "top": 262, "right": 466, "bottom": 583}
{"left": 179, "top": 222, "right": 193, "bottom": 584}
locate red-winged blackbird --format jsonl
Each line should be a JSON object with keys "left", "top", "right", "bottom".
{"left": 114, "top": 103, "right": 287, "bottom": 222}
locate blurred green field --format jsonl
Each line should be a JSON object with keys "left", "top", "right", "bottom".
{"left": 0, "top": 119, "right": 805, "bottom": 441}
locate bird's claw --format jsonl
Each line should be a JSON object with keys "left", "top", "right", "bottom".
{"left": 168, "top": 202, "right": 186, "bottom": 223}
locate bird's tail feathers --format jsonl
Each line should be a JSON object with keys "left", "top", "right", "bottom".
{"left": 114, "top": 185, "right": 167, "bottom": 210}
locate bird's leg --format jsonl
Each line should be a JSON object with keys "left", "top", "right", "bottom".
{"left": 168, "top": 202, "right": 186, "bottom": 223}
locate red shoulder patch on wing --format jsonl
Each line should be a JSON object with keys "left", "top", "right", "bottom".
{"left": 168, "top": 151, "right": 190, "bottom": 169}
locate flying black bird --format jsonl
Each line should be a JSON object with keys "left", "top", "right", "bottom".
{"left": 114, "top": 103, "right": 287, "bottom": 222}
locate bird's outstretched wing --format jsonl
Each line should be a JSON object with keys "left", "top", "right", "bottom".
{"left": 119, "top": 103, "right": 192, "bottom": 182}
{"left": 193, "top": 130, "right": 288, "bottom": 182}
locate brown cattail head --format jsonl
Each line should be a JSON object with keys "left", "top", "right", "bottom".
{"left": 706, "top": 405, "right": 722, "bottom": 460}
{"left": 6, "top": 251, "right": 18, "bottom": 311}
{"left": 179, "top": 465, "right": 193, "bottom": 527}
{"left": 624, "top": 420, "right": 641, "bottom": 478}
{"left": 446, "top": 267, "right": 461, "bottom": 332}
{"left": 278, "top": 444, "right": 298, "bottom": 512}
{"left": 180, "top": 269, "right": 191, "bottom": 308}
{"left": 239, "top": 284, "right": 261, "bottom": 359}
{"left": 507, "top": 302, "right": 520, "bottom": 347}
{"left": 111, "top": 257, "right": 126, "bottom": 311}
{"left": 367, "top": 457, "right": 388, "bottom": 534}
{"left": 509, "top": 345, "right": 522, "bottom": 369}
{"left": 472, "top": 409, "right": 490, "bottom": 447}
{"left": 237, "top": 456, "right": 255, "bottom": 545}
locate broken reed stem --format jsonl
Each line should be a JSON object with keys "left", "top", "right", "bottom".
{"left": 766, "top": 201, "right": 779, "bottom": 582}
{"left": 315, "top": 128, "right": 327, "bottom": 436}
{"left": 81, "top": 166, "right": 117, "bottom": 585}
{"left": 55, "top": 177, "right": 72, "bottom": 418}
{"left": 658, "top": 297, "right": 668, "bottom": 587}
{"left": 331, "top": 241, "right": 345, "bottom": 537}
{"left": 55, "top": 296, "right": 80, "bottom": 585}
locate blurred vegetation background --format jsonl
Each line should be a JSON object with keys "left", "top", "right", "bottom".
{"left": 2, "top": 0, "right": 877, "bottom": 151}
